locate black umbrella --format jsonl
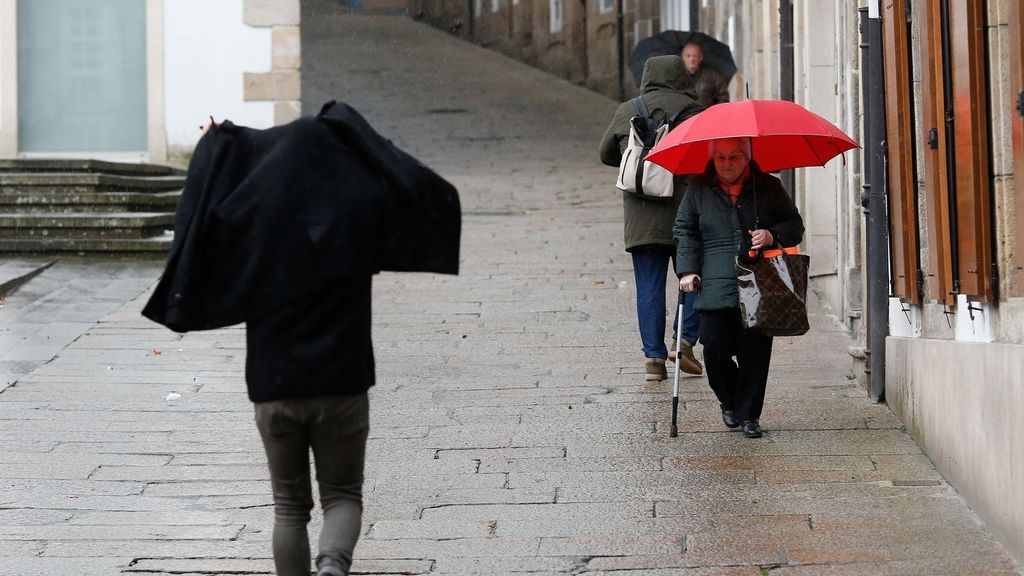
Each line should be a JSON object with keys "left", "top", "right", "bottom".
{"left": 629, "top": 31, "right": 737, "bottom": 88}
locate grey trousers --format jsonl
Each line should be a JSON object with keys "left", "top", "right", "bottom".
{"left": 254, "top": 393, "right": 370, "bottom": 576}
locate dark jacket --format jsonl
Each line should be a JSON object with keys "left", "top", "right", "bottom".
{"left": 142, "top": 101, "right": 461, "bottom": 333}
{"left": 245, "top": 276, "right": 374, "bottom": 402}
{"left": 689, "top": 64, "right": 730, "bottom": 107}
{"left": 599, "top": 56, "right": 700, "bottom": 251}
{"left": 673, "top": 162, "right": 804, "bottom": 311}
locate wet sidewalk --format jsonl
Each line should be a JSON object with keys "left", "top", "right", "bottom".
{"left": 0, "top": 3, "right": 1020, "bottom": 574}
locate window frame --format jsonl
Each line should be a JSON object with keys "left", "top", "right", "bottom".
{"left": 549, "top": 0, "right": 564, "bottom": 33}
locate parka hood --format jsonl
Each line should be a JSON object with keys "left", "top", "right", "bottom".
{"left": 640, "top": 55, "right": 696, "bottom": 96}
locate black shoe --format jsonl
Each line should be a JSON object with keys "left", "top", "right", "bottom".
{"left": 721, "top": 407, "right": 740, "bottom": 429}
{"left": 742, "top": 420, "right": 763, "bottom": 438}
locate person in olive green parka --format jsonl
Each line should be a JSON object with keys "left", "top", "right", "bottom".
{"left": 599, "top": 55, "right": 703, "bottom": 382}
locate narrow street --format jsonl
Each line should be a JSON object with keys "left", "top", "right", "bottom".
{"left": 0, "top": 3, "right": 1019, "bottom": 574}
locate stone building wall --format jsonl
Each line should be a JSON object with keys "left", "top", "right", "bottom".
{"left": 243, "top": 0, "right": 302, "bottom": 126}
{"left": 407, "top": 0, "right": 661, "bottom": 101}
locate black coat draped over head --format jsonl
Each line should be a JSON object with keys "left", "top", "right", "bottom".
{"left": 142, "top": 101, "right": 461, "bottom": 333}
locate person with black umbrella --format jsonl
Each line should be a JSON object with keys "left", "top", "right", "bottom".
{"left": 681, "top": 41, "right": 730, "bottom": 107}
{"left": 628, "top": 30, "right": 736, "bottom": 107}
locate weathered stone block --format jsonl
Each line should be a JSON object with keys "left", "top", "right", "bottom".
{"left": 243, "top": 0, "right": 299, "bottom": 26}
{"left": 243, "top": 72, "right": 301, "bottom": 102}
{"left": 274, "top": 100, "right": 302, "bottom": 125}
{"left": 272, "top": 26, "right": 301, "bottom": 69}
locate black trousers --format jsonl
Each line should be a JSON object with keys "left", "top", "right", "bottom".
{"left": 700, "top": 308, "right": 774, "bottom": 423}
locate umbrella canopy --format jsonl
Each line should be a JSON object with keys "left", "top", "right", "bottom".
{"left": 646, "top": 99, "right": 860, "bottom": 174}
{"left": 629, "top": 31, "right": 737, "bottom": 88}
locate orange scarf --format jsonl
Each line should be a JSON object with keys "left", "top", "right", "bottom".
{"left": 720, "top": 180, "right": 742, "bottom": 204}
{"left": 717, "top": 167, "right": 749, "bottom": 205}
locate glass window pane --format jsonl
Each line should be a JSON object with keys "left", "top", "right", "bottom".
{"left": 17, "top": 0, "right": 147, "bottom": 153}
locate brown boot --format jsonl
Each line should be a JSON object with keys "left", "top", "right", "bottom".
{"left": 644, "top": 359, "right": 667, "bottom": 381}
{"left": 672, "top": 339, "right": 703, "bottom": 375}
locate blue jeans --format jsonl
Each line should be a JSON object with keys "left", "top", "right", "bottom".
{"left": 631, "top": 244, "right": 699, "bottom": 359}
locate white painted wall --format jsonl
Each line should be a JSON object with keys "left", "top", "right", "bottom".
{"left": 796, "top": 0, "right": 842, "bottom": 308}
{"left": 163, "top": 0, "right": 273, "bottom": 149}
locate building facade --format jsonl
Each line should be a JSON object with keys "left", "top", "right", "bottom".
{"left": 0, "top": 0, "right": 301, "bottom": 164}
{"left": 875, "top": 0, "right": 1023, "bottom": 563}
{"left": 407, "top": 0, "right": 1024, "bottom": 562}
{"left": 408, "top": 0, "right": 686, "bottom": 100}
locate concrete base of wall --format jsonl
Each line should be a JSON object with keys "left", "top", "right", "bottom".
{"left": 887, "top": 336, "right": 1024, "bottom": 563}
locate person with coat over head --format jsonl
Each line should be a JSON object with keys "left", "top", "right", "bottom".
{"left": 673, "top": 137, "right": 803, "bottom": 438}
{"left": 145, "top": 103, "right": 461, "bottom": 576}
{"left": 599, "top": 55, "right": 704, "bottom": 382}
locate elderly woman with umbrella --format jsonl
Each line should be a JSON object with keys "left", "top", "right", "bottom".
{"left": 648, "top": 100, "right": 858, "bottom": 439}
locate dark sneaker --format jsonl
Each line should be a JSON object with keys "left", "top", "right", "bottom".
{"left": 741, "top": 420, "right": 763, "bottom": 438}
{"left": 645, "top": 359, "right": 667, "bottom": 381}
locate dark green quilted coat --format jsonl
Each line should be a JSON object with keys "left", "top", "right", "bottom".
{"left": 673, "top": 162, "right": 804, "bottom": 311}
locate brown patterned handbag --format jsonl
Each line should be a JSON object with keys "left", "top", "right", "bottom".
{"left": 735, "top": 247, "right": 810, "bottom": 336}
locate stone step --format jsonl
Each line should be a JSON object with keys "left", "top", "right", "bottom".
{"left": 0, "top": 159, "right": 185, "bottom": 177}
{"left": 0, "top": 172, "right": 185, "bottom": 194}
{"left": 0, "top": 234, "right": 173, "bottom": 254}
{"left": 0, "top": 191, "right": 180, "bottom": 213}
{"left": 0, "top": 213, "right": 174, "bottom": 240}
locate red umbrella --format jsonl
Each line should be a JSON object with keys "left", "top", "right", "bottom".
{"left": 646, "top": 99, "right": 860, "bottom": 174}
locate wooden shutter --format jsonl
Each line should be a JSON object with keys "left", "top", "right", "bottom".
{"left": 882, "top": 0, "right": 920, "bottom": 303}
{"left": 948, "top": 0, "right": 993, "bottom": 301}
{"left": 917, "top": 0, "right": 954, "bottom": 303}
{"left": 1011, "top": 0, "right": 1024, "bottom": 294}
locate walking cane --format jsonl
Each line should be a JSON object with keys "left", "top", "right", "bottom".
{"left": 669, "top": 291, "right": 684, "bottom": 438}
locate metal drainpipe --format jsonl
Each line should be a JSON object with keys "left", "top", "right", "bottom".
{"left": 617, "top": 0, "right": 625, "bottom": 101}
{"left": 864, "top": 2, "right": 889, "bottom": 403}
